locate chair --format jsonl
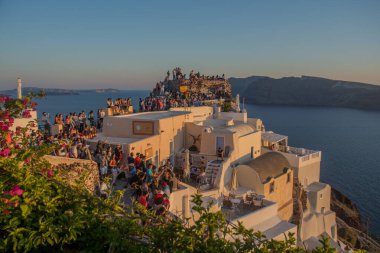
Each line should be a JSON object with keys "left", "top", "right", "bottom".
{"left": 253, "top": 199, "right": 263, "bottom": 207}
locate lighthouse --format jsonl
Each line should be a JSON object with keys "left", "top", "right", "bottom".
{"left": 17, "top": 78, "right": 22, "bottom": 99}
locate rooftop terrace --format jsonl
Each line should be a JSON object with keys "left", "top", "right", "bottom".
{"left": 115, "top": 110, "right": 190, "bottom": 120}
{"left": 222, "top": 201, "right": 265, "bottom": 221}
{"left": 88, "top": 132, "right": 140, "bottom": 145}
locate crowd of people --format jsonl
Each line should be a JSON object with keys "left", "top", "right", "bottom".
{"left": 36, "top": 68, "right": 230, "bottom": 214}
{"left": 166, "top": 67, "right": 225, "bottom": 82}
{"left": 37, "top": 110, "right": 101, "bottom": 161}
{"left": 106, "top": 97, "right": 132, "bottom": 115}
{"left": 141, "top": 70, "right": 229, "bottom": 113}
{"left": 93, "top": 142, "right": 175, "bottom": 216}
{"left": 36, "top": 109, "right": 175, "bottom": 215}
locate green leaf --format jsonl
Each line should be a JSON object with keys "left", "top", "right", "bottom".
{"left": 20, "top": 204, "right": 31, "bottom": 218}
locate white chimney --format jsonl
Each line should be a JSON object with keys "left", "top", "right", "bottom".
{"left": 17, "top": 78, "right": 22, "bottom": 99}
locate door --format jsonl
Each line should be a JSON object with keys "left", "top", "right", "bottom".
{"left": 216, "top": 137, "right": 224, "bottom": 153}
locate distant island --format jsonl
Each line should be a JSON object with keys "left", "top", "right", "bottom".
{"left": 229, "top": 76, "right": 380, "bottom": 111}
{"left": 0, "top": 87, "right": 121, "bottom": 96}
{"left": 78, "top": 88, "right": 120, "bottom": 93}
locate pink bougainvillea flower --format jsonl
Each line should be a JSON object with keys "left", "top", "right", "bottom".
{"left": 0, "top": 95, "right": 10, "bottom": 103}
{"left": 47, "top": 169, "right": 54, "bottom": 178}
{"left": 22, "top": 110, "right": 31, "bottom": 118}
{"left": 0, "top": 125, "right": 9, "bottom": 131}
{"left": 0, "top": 149, "right": 11, "bottom": 157}
{"left": 5, "top": 185, "right": 24, "bottom": 196}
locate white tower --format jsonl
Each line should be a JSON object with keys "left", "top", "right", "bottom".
{"left": 17, "top": 78, "right": 22, "bottom": 99}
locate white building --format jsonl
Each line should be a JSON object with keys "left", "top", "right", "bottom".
{"left": 93, "top": 104, "right": 344, "bottom": 251}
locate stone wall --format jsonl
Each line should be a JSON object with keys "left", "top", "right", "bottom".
{"left": 43, "top": 155, "right": 99, "bottom": 193}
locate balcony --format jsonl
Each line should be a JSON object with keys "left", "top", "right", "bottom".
{"left": 262, "top": 145, "right": 321, "bottom": 168}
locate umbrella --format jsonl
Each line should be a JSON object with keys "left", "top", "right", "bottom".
{"left": 230, "top": 167, "right": 238, "bottom": 191}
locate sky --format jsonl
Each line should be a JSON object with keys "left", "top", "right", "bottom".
{"left": 0, "top": 0, "right": 379, "bottom": 89}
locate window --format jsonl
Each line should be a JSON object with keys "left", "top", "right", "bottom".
{"left": 319, "top": 193, "right": 323, "bottom": 199}
{"left": 270, "top": 182, "right": 275, "bottom": 193}
{"left": 287, "top": 173, "right": 291, "bottom": 183}
{"left": 250, "top": 147, "right": 254, "bottom": 159}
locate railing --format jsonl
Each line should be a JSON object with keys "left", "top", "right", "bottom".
{"left": 189, "top": 153, "right": 217, "bottom": 168}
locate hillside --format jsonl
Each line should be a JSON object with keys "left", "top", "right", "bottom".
{"left": 0, "top": 87, "right": 122, "bottom": 96}
{"left": 0, "top": 87, "right": 79, "bottom": 96}
{"left": 229, "top": 76, "right": 380, "bottom": 110}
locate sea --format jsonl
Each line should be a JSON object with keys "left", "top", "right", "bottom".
{"left": 34, "top": 90, "right": 380, "bottom": 237}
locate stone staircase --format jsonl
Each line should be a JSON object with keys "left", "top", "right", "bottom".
{"left": 204, "top": 160, "right": 223, "bottom": 188}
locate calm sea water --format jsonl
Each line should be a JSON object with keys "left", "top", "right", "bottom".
{"left": 36, "top": 91, "right": 380, "bottom": 236}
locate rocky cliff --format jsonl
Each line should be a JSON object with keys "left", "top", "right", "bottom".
{"left": 229, "top": 76, "right": 380, "bottom": 110}
{"left": 331, "top": 188, "right": 380, "bottom": 251}
{"left": 162, "top": 79, "right": 232, "bottom": 97}
{"left": 331, "top": 187, "right": 363, "bottom": 231}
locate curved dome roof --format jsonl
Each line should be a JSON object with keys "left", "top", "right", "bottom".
{"left": 227, "top": 124, "right": 255, "bottom": 137}
{"left": 244, "top": 152, "right": 290, "bottom": 183}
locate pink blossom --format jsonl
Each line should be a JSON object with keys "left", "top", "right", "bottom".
{"left": 0, "top": 95, "right": 10, "bottom": 103}
{"left": 0, "top": 124, "right": 9, "bottom": 131}
{"left": 47, "top": 169, "right": 53, "bottom": 178}
{"left": 24, "top": 157, "right": 31, "bottom": 164}
{"left": 0, "top": 149, "right": 11, "bottom": 157}
{"left": 22, "top": 110, "right": 31, "bottom": 118}
{"left": 5, "top": 185, "right": 24, "bottom": 196}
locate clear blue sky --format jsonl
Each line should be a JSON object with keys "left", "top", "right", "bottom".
{"left": 0, "top": 0, "right": 379, "bottom": 89}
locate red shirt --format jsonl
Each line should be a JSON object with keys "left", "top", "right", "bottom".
{"left": 163, "top": 198, "right": 170, "bottom": 209}
{"left": 154, "top": 193, "right": 163, "bottom": 204}
{"left": 138, "top": 195, "right": 148, "bottom": 208}
{"left": 134, "top": 156, "right": 141, "bottom": 167}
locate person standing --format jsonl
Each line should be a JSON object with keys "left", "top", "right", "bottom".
{"left": 41, "top": 112, "right": 51, "bottom": 135}
{"left": 100, "top": 151, "right": 108, "bottom": 179}
{"left": 88, "top": 111, "right": 95, "bottom": 127}
{"left": 127, "top": 153, "right": 134, "bottom": 167}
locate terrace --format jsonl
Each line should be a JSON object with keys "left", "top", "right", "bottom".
{"left": 221, "top": 191, "right": 267, "bottom": 221}
{"left": 261, "top": 131, "right": 321, "bottom": 166}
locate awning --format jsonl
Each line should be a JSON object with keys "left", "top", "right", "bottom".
{"left": 261, "top": 132, "right": 288, "bottom": 143}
